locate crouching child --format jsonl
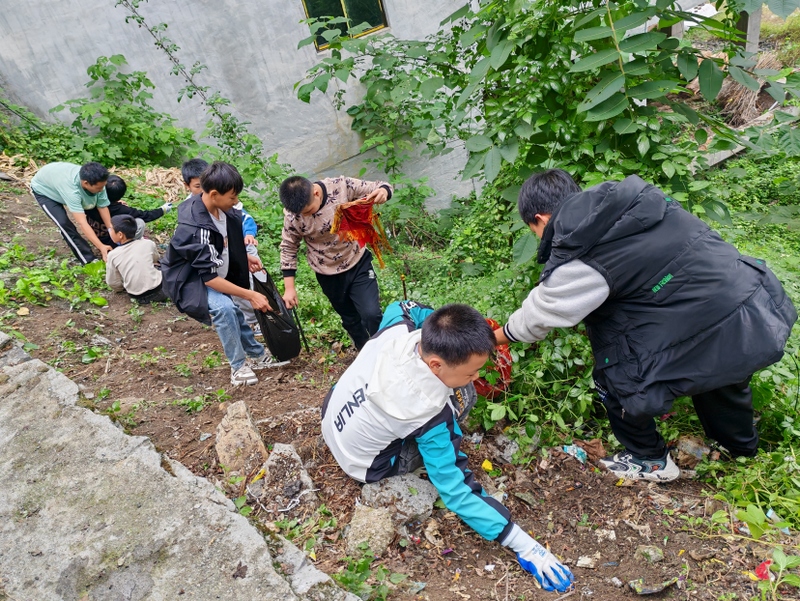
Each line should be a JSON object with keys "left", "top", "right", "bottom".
{"left": 161, "top": 162, "right": 287, "bottom": 386}
{"left": 321, "top": 303, "right": 574, "bottom": 592}
{"left": 105, "top": 215, "right": 168, "bottom": 304}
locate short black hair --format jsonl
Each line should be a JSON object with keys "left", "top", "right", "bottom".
{"left": 111, "top": 214, "right": 137, "bottom": 240}
{"left": 181, "top": 158, "right": 209, "bottom": 185}
{"left": 200, "top": 161, "right": 243, "bottom": 195}
{"left": 518, "top": 169, "right": 581, "bottom": 225}
{"left": 105, "top": 174, "right": 127, "bottom": 203}
{"left": 279, "top": 176, "right": 313, "bottom": 214}
{"left": 420, "top": 304, "right": 495, "bottom": 366}
{"left": 79, "top": 162, "right": 109, "bottom": 185}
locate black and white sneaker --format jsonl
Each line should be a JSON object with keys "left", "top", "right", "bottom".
{"left": 599, "top": 451, "right": 680, "bottom": 482}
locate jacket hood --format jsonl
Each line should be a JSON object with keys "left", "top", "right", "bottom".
{"left": 539, "top": 175, "right": 666, "bottom": 273}
{"left": 367, "top": 329, "right": 453, "bottom": 421}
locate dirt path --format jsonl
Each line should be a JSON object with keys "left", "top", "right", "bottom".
{"left": 1, "top": 184, "right": 796, "bottom": 601}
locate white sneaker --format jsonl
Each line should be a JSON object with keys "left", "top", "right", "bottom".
{"left": 250, "top": 323, "right": 263, "bottom": 338}
{"left": 599, "top": 451, "right": 680, "bottom": 482}
{"left": 248, "top": 353, "right": 290, "bottom": 370}
{"left": 231, "top": 365, "right": 258, "bottom": 386}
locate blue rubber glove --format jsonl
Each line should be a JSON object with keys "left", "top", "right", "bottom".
{"left": 501, "top": 524, "right": 574, "bottom": 592}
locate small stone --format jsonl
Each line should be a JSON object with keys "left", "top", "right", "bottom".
{"left": 577, "top": 552, "right": 601, "bottom": 569}
{"left": 634, "top": 545, "right": 664, "bottom": 563}
{"left": 611, "top": 577, "right": 623, "bottom": 588}
{"left": 215, "top": 401, "right": 268, "bottom": 477}
{"left": 346, "top": 505, "right": 395, "bottom": 556}
{"left": 90, "top": 334, "right": 113, "bottom": 347}
{"left": 595, "top": 528, "right": 617, "bottom": 542}
{"left": 361, "top": 473, "right": 438, "bottom": 526}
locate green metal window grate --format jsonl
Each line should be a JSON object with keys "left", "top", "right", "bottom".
{"left": 301, "top": 0, "right": 387, "bottom": 49}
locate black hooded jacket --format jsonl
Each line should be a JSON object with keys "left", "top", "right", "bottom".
{"left": 160, "top": 195, "right": 250, "bottom": 325}
{"left": 538, "top": 175, "right": 797, "bottom": 417}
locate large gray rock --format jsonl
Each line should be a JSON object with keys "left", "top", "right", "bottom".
{"left": 345, "top": 505, "right": 395, "bottom": 557}
{"left": 215, "top": 400, "right": 269, "bottom": 477}
{"left": 361, "top": 473, "right": 439, "bottom": 526}
{"left": 0, "top": 348, "right": 358, "bottom": 600}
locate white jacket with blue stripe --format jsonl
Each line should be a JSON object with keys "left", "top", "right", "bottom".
{"left": 321, "top": 323, "right": 514, "bottom": 542}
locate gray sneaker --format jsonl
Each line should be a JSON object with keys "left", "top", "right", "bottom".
{"left": 248, "top": 353, "right": 290, "bottom": 370}
{"left": 599, "top": 451, "right": 680, "bottom": 482}
{"left": 231, "top": 365, "right": 258, "bottom": 386}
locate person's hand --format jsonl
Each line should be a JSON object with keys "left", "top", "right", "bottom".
{"left": 161, "top": 202, "right": 173, "bottom": 213}
{"left": 244, "top": 234, "right": 258, "bottom": 246}
{"left": 100, "top": 245, "right": 113, "bottom": 262}
{"left": 246, "top": 254, "right": 263, "bottom": 273}
{"left": 248, "top": 291, "right": 273, "bottom": 312}
{"left": 282, "top": 288, "right": 298, "bottom": 309}
{"left": 364, "top": 187, "right": 389, "bottom": 205}
{"left": 502, "top": 524, "right": 573, "bottom": 592}
{"left": 516, "top": 540, "right": 573, "bottom": 592}
{"left": 494, "top": 327, "right": 510, "bottom": 346}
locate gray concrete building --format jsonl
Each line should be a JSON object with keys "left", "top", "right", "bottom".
{"left": 0, "top": 0, "right": 475, "bottom": 208}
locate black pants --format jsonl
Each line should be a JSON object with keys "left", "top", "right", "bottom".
{"left": 600, "top": 378, "right": 759, "bottom": 459}
{"left": 130, "top": 283, "right": 169, "bottom": 304}
{"left": 316, "top": 251, "right": 382, "bottom": 350}
{"left": 34, "top": 192, "right": 96, "bottom": 264}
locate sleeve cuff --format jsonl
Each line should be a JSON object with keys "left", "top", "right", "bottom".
{"left": 380, "top": 184, "right": 393, "bottom": 201}
{"left": 200, "top": 271, "right": 218, "bottom": 283}
{"left": 282, "top": 269, "right": 297, "bottom": 278}
{"left": 503, "top": 324, "right": 520, "bottom": 343}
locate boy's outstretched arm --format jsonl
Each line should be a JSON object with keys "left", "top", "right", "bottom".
{"left": 416, "top": 411, "right": 573, "bottom": 592}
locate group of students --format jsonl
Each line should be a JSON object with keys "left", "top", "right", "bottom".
{"left": 31, "top": 159, "right": 797, "bottom": 594}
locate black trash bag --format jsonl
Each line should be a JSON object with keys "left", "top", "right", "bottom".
{"left": 252, "top": 272, "right": 301, "bottom": 362}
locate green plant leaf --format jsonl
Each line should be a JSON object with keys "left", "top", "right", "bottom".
{"left": 662, "top": 160, "right": 676, "bottom": 178}
{"left": 490, "top": 39, "right": 515, "bottom": 69}
{"left": 441, "top": 3, "right": 470, "bottom": 25}
{"left": 501, "top": 185, "right": 522, "bottom": 203}
{"left": 469, "top": 57, "right": 492, "bottom": 83}
{"left": 612, "top": 9, "right": 656, "bottom": 33}
{"left": 728, "top": 66, "right": 761, "bottom": 92}
{"left": 694, "top": 129, "right": 708, "bottom": 144}
{"left": 628, "top": 80, "right": 679, "bottom": 99}
{"left": 465, "top": 135, "right": 493, "bottom": 152}
{"left": 512, "top": 231, "right": 539, "bottom": 265}
{"left": 613, "top": 118, "right": 641, "bottom": 134}
{"left": 677, "top": 52, "right": 699, "bottom": 81}
{"left": 499, "top": 141, "right": 519, "bottom": 164}
{"left": 484, "top": 146, "right": 503, "bottom": 182}
{"left": 569, "top": 49, "right": 621, "bottom": 73}
{"left": 618, "top": 31, "right": 666, "bottom": 53}
{"left": 90, "top": 296, "right": 108, "bottom": 307}
{"left": 584, "top": 93, "right": 629, "bottom": 121}
{"left": 768, "top": 0, "right": 799, "bottom": 19}
{"left": 577, "top": 72, "right": 625, "bottom": 112}
{"left": 461, "top": 151, "right": 485, "bottom": 180}
{"left": 573, "top": 25, "right": 614, "bottom": 43}
{"left": 698, "top": 59, "right": 724, "bottom": 101}
{"left": 420, "top": 76, "right": 445, "bottom": 99}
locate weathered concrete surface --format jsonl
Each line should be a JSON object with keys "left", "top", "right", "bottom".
{"left": 0, "top": 332, "right": 357, "bottom": 601}
{"left": 0, "top": 0, "right": 474, "bottom": 207}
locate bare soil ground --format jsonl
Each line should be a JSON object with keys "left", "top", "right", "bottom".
{"left": 2, "top": 185, "right": 798, "bottom": 601}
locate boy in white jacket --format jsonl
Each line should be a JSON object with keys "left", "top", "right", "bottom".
{"left": 322, "top": 303, "right": 573, "bottom": 593}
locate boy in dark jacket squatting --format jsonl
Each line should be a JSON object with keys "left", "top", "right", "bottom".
{"left": 494, "top": 169, "right": 797, "bottom": 482}
{"left": 161, "top": 162, "right": 286, "bottom": 386}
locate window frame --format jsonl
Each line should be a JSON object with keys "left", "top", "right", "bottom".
{"left": 300, "top": 0, "right": 388, "bottom": 50}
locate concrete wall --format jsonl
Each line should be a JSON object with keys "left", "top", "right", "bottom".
{"left": 0, "top": 0, "right": 475, "bottom": 207}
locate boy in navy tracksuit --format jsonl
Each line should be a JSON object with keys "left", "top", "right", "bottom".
{"left": 161, "top": 162, "right": 287, "bottom": 386}
{"left": 322, "top": 302, "right": 573, "bottom": 593}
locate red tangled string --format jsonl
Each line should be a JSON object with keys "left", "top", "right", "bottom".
{"left": 474, "top": 318, "right": 513, "bottom": 399}
{"left": 330, "top": 199, "right": 391, "bottom": 268}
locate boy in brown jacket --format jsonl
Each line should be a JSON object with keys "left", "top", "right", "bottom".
{"left": 279, "top": 175, "right": 392, "bottom": 349}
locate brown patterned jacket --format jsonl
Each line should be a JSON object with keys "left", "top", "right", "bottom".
{"left": 280, "top": 176, "right": 392, "bottom": 276}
